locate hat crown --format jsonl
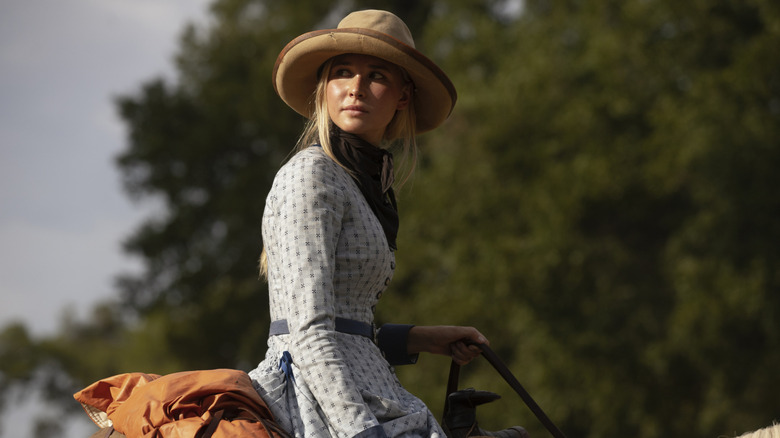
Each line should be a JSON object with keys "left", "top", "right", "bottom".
{"left": 337, "top": 10, "right": 415, "bottom": 49}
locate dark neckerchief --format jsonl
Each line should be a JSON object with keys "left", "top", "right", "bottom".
{"left": 329, "top": 126, "right": 399, "bottom": 250}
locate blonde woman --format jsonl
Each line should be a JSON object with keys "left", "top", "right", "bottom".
{"left": 249, "top": 9, "right": 524, "bottom": 438}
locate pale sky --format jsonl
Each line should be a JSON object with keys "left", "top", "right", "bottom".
{"left": 0, "top": 0, "right": 212, "bottom": 435}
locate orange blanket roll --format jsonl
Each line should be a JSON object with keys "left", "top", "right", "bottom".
{"left": 74, "top": 369, "right": 287, "bottom": 438}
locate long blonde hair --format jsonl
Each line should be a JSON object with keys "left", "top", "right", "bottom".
{"left": 259, "top": 56, "right": 418, "bottom": 279}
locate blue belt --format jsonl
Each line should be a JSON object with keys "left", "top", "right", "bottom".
{"left": 269, "top": 318, "right": 374, "bottom": 340}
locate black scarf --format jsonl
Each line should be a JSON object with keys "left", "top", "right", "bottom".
{"left": 329, "top": 126, "right": 399, "bottom": 250}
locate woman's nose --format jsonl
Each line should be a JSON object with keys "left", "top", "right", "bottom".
{"left": 349, "top": 76, "right": 365, "bottom": 97}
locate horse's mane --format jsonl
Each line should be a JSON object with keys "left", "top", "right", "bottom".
{"left": 737, "top": 423, "right": 780, "bottom": 438}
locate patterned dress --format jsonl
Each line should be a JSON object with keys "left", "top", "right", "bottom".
{"left": 249, "top": 146, "right": 445, "bottom": 438}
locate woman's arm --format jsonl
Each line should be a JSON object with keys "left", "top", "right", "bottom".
{"left": 406, "top": 325, "right": 489, "bottom": 365}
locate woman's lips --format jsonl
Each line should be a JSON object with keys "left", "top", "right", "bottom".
{"left": 343, "top": 105, "right": 367, "bottom": 113}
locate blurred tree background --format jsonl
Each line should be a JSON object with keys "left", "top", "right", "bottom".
{"left": 2, "top": 0, "right": 778, "bottom": 437}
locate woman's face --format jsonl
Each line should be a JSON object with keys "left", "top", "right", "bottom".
{"left": 326, "top": 54, "right": 410, "bottom": 145}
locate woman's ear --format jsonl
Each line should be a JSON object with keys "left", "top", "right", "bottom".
{"left": 396, "top": 85, "right": 411, "bottom": 110}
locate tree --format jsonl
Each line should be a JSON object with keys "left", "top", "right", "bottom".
{"left": 385, "top": 0, "right": 780, "bottom": 436}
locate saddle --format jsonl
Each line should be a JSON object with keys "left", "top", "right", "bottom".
{"left": 441, "top": 343, "right": 567, "bottom": 438}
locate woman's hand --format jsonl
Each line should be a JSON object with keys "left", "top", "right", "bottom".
{"left": 407, "top": 325, "right": 489, "bottom": 365}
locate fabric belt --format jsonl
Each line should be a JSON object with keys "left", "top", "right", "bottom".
{"left": 269, "top": 318, "right": 374, "bottom": 340}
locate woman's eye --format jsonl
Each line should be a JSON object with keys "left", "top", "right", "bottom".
{"left": 370, "top": 72, "right": 386, "bottom": 80}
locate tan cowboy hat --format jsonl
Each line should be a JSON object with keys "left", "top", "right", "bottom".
{"left": 273, "top": 9, "right": 457, "bottom": 134}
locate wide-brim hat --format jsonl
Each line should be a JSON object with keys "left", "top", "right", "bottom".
{"left": 273, "top": 9, "right": 457, "bottom": 134}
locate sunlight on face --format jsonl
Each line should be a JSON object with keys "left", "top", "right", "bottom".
{"left": 326, "top": 54, "right": 410, "bottom": 145}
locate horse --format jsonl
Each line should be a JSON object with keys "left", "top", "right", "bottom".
{"left": 736, "top": 423, "right": 780, "bottom": 438}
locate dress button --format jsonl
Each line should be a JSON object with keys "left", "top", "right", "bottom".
{"left": 390, "top": 261, "right": 396, "bottom": 270}
{"left": 384, "top": 277, "right": 390, "bottom": 286}
{"left": 376, "top": 291, "right": 383, "bottom": 299}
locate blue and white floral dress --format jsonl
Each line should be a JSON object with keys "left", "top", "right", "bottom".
{"left": 249, "top": 146, "right": 445, "bottom": 438}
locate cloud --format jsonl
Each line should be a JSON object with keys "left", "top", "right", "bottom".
{"left": 0, "top": 0, "right": 211, "bottom": 338}
{"left": 0, "top": 216, "right": 144, "bottom": 335}
{"left": 88, "top": 0, "right": 211, "bottom": 32}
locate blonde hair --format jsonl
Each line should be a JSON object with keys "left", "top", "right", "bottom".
{"left": 259, "top": 56, "right": 418, "bottom": 279}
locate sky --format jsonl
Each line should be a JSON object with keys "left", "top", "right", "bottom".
{"left": 0, "top": 0, "right": 212, "bottom": 436}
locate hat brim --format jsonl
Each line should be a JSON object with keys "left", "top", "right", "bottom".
{"left": 273, "top": 28, "right": 457, "bottom": 134}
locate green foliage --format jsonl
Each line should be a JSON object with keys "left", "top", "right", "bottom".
{"left": 113, "top": 0, "right": 313, "bottom": 370}
{"left": 2, "top": 0, "right": 779, "bottom": 437}
{"left": 384, "top": 0, "right": 780, "bottom": 436}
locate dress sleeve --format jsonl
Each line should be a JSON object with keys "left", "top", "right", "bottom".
{"left": 376, "top": 324, "right": 419, "bottom": 366}
{"left": 267, "top": 150, "right": 386, "bottom": 437}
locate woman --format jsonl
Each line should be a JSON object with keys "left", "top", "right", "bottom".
{"left": 249, "top": 10, "right": 497, "bottom": 438}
